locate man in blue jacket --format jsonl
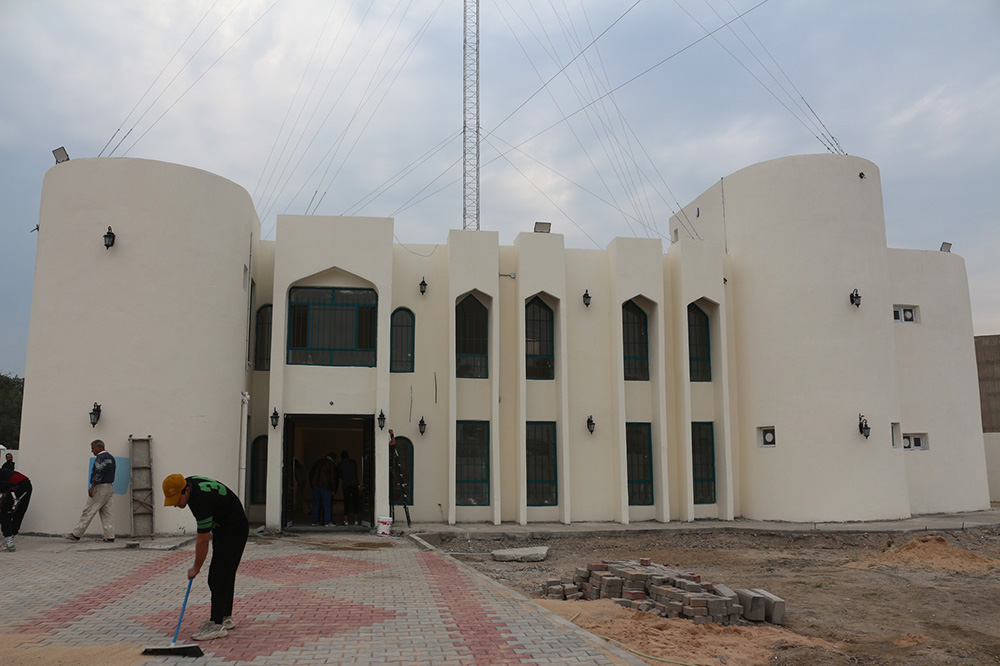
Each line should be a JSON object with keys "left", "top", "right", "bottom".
{"left": 66, "top": 439, "right": 116, "bottom": 542}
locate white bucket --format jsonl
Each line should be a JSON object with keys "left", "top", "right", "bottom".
{"left": 376, "top": 516, "right": 392, "bottom": 536}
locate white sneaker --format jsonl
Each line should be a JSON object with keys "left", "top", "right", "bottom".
{"left": 191, "top": 619, "right": 228, "bottom": 641}
{"left": 4, "top": 536, "right": 14, "bottom": 552}
{"left": 221, "top": 616, "right": 236, "bottom": 630}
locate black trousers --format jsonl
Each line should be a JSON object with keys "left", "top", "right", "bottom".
{"left": 343, "top": 485, "right": 360, "bottom": 516}
{"left": 208, "top": 525, "right": 248, "bottom": 623}
{"left": 1, "top": 481, "right": 31, "bottom": 538}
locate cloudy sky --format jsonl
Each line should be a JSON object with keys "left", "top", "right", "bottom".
{"left": 1, "top": 0, "right": 998, "bottom": 376}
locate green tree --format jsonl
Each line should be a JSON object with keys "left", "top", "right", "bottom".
{"left": 0, "top": 373, "right": 24, "bottom": 449}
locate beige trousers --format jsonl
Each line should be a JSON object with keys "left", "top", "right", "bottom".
{"left": 72, "top": 483, "right": 115, "bottom": 539}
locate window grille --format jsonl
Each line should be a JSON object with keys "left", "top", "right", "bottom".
{"left": 525, "top": 297, "right": 554, "bottom": 380}
{"left": 526, "top": 422, "right": 557, "bottom": 505}
{"left": 688, "top": 303, "right": 711, "bottom": 381}
{"left": 254, "top": 305, "right": 272, "bottom": 371}
{"left": 622, "top": 300, "right": 649, "bottom": 381}
{"left": 626, "top": 423, "right": 654, "bottom": 505}
{"left": 456, "top": 295, "right": 488, "bottom": 378}
{"left": 692, "top": 422, "right": 716, "bottom": 504}
{"left": 456, "top": 421, "right": 490, "bottom": 505}
{"left": 390, "top": 308, "right": 415, "bottom": 373}
{"left": 287, "top": 288, "right": 377, "bottom": 366}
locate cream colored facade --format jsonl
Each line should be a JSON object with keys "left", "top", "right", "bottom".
{"left": 17, "top": 153, "right": 990, "bottom": 536}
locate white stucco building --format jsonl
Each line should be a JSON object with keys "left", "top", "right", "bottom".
{"left": 17, "top": 153, "right": 991, "bottom": 537}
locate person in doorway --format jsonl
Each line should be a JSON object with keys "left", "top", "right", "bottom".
{"left": 339, "top": 451, "right": 360, "bottom": 525}
{"left": 309, "top": 452, "right": 338, "bottom": 526}
{"left": 2, "top": 453, "right": 14, "bottom": 470}
{"left": 163, "top": 474, "right": 249, "bottom": 642}
{"left": 0, "top": 467, "right": 31, "bottom": 551}
{"left": 66, "top": 439, "right": 116, "bottom": 543}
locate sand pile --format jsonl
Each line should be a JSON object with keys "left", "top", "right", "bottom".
{"left": 849, "top": 535, "right": 1000, "bottom": 573}
{"left": 537, "top": 598, "right": 832, "bottom": 666}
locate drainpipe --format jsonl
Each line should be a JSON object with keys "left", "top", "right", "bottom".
{"left": 238, "top": 391, "right": 250, "bottom": 505}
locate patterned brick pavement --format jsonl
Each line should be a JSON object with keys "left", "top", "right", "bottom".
{"left": 0, "top": 535, "right": 642, "bottom": 665}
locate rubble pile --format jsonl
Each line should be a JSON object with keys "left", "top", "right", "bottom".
{"left": 542, "top": 558, "right": 785, "bottom": 626}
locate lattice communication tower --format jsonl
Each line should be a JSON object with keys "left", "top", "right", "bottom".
{"left": 462, "top": 0, "right": 480, "bottom": 230}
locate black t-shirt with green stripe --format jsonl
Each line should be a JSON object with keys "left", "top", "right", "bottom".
{"left": 185, "top": 476, "right": 248, "bottom": 534}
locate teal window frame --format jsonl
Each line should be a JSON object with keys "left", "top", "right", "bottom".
{"left": 688, "top": 303, "right": 711, "bottom": 381}
{"left": 456, "top": 421, "right": 490, "bottom": 505}
{"left": 622, "top": 300, "right": 649, "bottom": 381}
{"left": 692, "top": 422, "right": 716, "bottom": 504}
{"left": 287, "top": 287, "right": 377, "bottom": 367}
{"left": 391, "top": 436, "right": 414, "bottom": 505}
{"left": 626, "top": 422, "right": 654, "bottom": 505}
{"left": 526, "top": 422, "right": 557, "bottom": 506}
{"left": 254, "top": 304, "right": 272, "bottom": 371}
{"left": 456, "top": 295, "right": 488, "bottom": 378}
{"left": 525, "top": 297, "right": 555, "bottom": 380}
{"left": 390, "top": 308, "right": 415, "bottom": 373}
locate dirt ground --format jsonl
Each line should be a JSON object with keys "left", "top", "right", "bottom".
{"left": 445, "top": 527, "right": 1000, "bottom": 666}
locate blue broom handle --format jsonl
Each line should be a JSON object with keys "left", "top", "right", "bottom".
{"left": 172, "top": 576, "right": 194, "bottom": 646}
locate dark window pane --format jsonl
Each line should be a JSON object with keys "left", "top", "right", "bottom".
{"left": 391, "top": 436, "right": 414, "bottom": 505}
{"left": 254, "top": 305, "right": 272, "bottom": 371}
{"left": 456, "top": 421, "right": 489, "bottom": 505}
{"left": 286, "top": 287, "right": 377, "bottom": 366}
{"left": 688, "top": 303, "right": 711, "bottom": 381}
{"left": 456, "top": 295, "right": 488, "bottom": 378}
{"left": 626, "top": 423, "right": 653, "bottom": 505}
{"left": 526, "top": 422, "right": 557, "bottom": 505}
{"left": 623, "top": 300, "right": 649, "bottom": 381}
{"left": 525, "top": 297, "right": 554, "bottom": 380}
{"left": 390, "top": 308, "right": 415, "bottom": 373}
{"left": 692, "top": 422, "right": 716, "bottom": 504}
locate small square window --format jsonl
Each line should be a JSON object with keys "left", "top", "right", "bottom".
{"left": 758, "top": 426, "right": 776, "bottom": 448}
{"left": 903, "top": 432, "right": 928, "bottom": 451}
{"left": 893, "top": 305, "right": 919, "bottom": 323}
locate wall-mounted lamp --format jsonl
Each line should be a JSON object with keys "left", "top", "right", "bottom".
{"left": 270, "top": 408, "right": 280, "bottom": 429}
{"left": 53, "top": 146, "right": 70, "bottom": 164}
{"left": 849, "top": 289, "right": 861, "bottom": 308}
{"left": 377, "top": 410, "right": 386, "bottom": 430}
{"left": 418, "top": 417, "right": 426, "bottom": 436}
{"left": 89, "top": 402, "right": 101, "bottom": 428}
{"left": 858, "top": 413, "right": 870, "bottom": 439}
{"left": 586, "top": 415, "right": 595, "bottom": 434}
{"left": 419, "top": 277, "right": 427, "bottom": 295}
{"left": 583, "top": 289, "right": 591, "bottom": 308}
{"left": 104, "top": 226, "right": 116, "bottom": 249}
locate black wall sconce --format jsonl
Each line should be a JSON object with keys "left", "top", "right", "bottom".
{"left": 849, "top": 289, "right": 861, "bottom": 308}
{"left": 377, "top": 410, "right": 386, "bottom": 430}
{"left": 583, "top": 289, "right": 591, "bottom": 307}
{"left": 418, "top": 417, "right": 426, "bottom": 435}
{"left": 586, "top": 415, "right": 595, "bottom": 434}
{"left": 104, "top": 226, "right": 116, "bottom": 249}
{"left": 270, "top": 408, "right": 280, "bottom": 429}
{"left": 89, "top": 403, "right": 101, "bottom": 428}
{"left": 858, "top": 413, "right": 870, "bottom": 439}
{"left": 419, "top": 277, "right": 427, "bottom": 295}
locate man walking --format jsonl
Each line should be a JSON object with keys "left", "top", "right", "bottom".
{"left": 309, "top": 452, "right": 337, "bottom": 526}
{"left": 66, "top": 439, "right": 116, "bottom": 542}
{"left": 163, "top": 474, "right": 249, "bottom": 642}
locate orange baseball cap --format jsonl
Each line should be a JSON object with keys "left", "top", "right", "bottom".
{"left": 162, "top": 474, "right": 187, "bottom": 506}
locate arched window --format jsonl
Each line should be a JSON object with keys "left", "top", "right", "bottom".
{"left": 254, "top": 305, "right": 272, "bottom": 371}
{"left": 525, "top": 297, "right": 554, "bottom": 380}
{"left": 456, "top": 295, "right": 488, "bottom": 378}
{"left": 249, "top": 435, "right": 267, "bottom": 505}
{"left": 622, "top": 300, "right": 649, "bottom": 381}
{"left": 390, "top": 308, "right": 415, "bottom": 373}
{"left": 391, "top": 436, "right": 414, "bottom": 505}
{"left": 688, "top": 303, "right": 711, "bottom": 381}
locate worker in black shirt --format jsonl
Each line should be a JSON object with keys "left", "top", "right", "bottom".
{"left": 0, "top": 467, "right": 31, "bottom": 552}
{"left": 162, "top": 474, "right": 249, "bottom": 641}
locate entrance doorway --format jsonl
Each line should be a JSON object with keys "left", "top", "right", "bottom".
{"left": 281, "top": 414, "right": 375, "bottom": 528}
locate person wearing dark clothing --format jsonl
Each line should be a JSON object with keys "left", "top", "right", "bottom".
{"left": 339, "top": 451, "right": 360, "bottom": 525}
{"left": 0, "top": 468, "right": 32, "bottom": 552}
{"left": 163, "top": 474, "right": 249, "bottom": 642}
{"left": 309, "top": 453, "right": 338, "bottom": 526}
{"left": 66, "top": 439, "right": 116, "bottom": 542}
{"left": 2, "top": 453, "right": 14, "bottom": 470}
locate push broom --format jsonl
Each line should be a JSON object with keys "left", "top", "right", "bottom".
{"left": 142, "top": 576, "right": 204, "bottom": 658}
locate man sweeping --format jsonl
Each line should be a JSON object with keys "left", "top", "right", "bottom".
{"left": 162, "top": 474, "right": 248, "bottom": 641}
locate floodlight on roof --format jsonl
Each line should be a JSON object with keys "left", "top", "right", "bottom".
{"left": 533, "top": 221, "right": 551, "bottom": 233}
{"left": 939, "top": 242, "right": 952, "bottom": 252}
{"left": 53, "top": 146, "right": 69, "bottom": 164}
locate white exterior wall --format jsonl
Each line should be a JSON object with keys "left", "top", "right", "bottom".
{"left": 20, "top": 158, "right": 259, "bottom": 536}
{"left": 888, "top": 249, "right": 990, "bottom": 513}
{"left": 19, "top": 153, "right": 989, "bottom": 534}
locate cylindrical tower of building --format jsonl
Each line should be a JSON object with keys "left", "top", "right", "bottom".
{"left": 20, "top": 157, "right": 260, "bottom": 536}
